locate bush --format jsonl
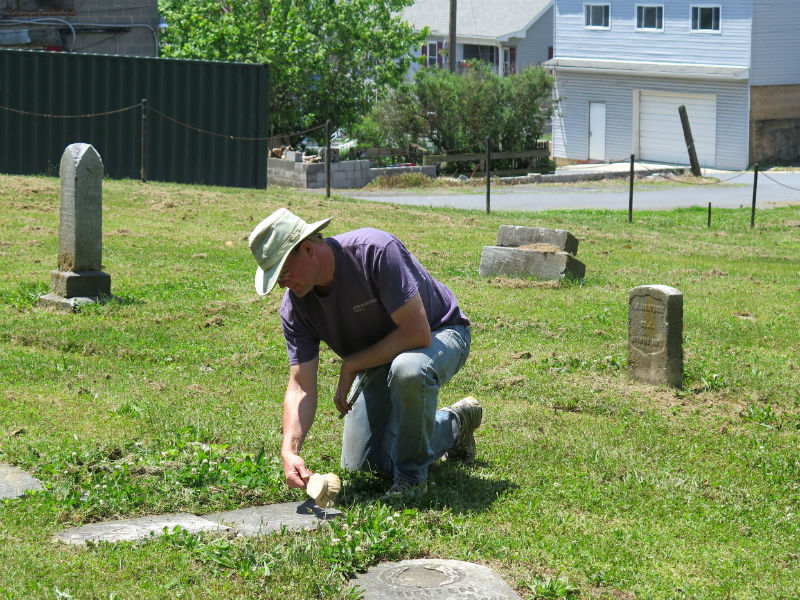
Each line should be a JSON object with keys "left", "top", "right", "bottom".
{"left": 350, "top": 61, "right": 556, "bottom": 155}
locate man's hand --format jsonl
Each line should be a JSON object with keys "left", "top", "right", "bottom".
{"left": 333, "top": 365, "right": 359, "bottom": 416}
{"left": 282, "top": 452, "right": 311, "bottom": 489}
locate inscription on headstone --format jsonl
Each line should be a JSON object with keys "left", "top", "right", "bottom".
{"left": 628, "top": 285, "right": 683, "bottom": 388}
{"left": 350, "top": 559, "right": 522, "bottom": 600}
{"left": 39, "top": 143, "right": 112, "bottom": 312}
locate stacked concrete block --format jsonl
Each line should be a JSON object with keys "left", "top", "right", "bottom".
{"left": 479, "top": 225, "right": 585, "bottom": 281}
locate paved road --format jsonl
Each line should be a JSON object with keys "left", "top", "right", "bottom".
{"left": 342, "top": 171, "right": 800, "bottom": 212}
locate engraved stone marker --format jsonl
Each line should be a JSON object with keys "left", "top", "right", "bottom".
{"left": 628, "top": 285, "right": 683, "bottom": 388}
{"left": 350, "top": 559, "right": 522, "bottom": 600}
{"left": 479, "top": 225, "right": 585, "bottom": 281}
{"left": 39, "top": 143, "right": 112, "bottom": 312}
{"left": 0, "top": 463, "right": 44, "bottom": 499}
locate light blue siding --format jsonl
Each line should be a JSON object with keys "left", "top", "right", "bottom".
{"left": 552, "top": 71, "right": 750, "bottom": 169}
{"left": 515, "top": 6, "right": 555, "bottom": 69}
{"left": 555, "top": 0, "right": 751, "bottom": 66}
{"left": 751, "top": 1, "right": 800, "bottom": 85}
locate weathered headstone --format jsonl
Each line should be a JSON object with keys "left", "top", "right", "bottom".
{"left": 39, "top": 143, "right": 112, "bottom": 312}
{"left": 495, "top": 225, "right": 579, "bottom": 256}
{"left": 0, "top": 463, "right": 44, "bottom": 499}
{"left": 479, "top": 225, "right": 585, "bottom": 280}
{"left": 628, "top": 285, "right": 683, "bottom": 388}
{"left": 55, "top": 513, "right": 225, "bottom": 545}
{"left": 350, "top": 559, "right": 522, "bottom": 600}
{"left": 54, "top": 501, "right": 341, "bottom": 545}
{"left": 204, "top": 499, "right": 341, "bottom": 537}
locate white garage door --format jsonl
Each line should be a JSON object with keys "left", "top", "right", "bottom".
{"left": 638, "top": 91, "right": 717, "bottom": 167}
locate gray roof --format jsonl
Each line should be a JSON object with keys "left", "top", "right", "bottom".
{"left": 401, "top": 0, "right": 552, "bottom": 41}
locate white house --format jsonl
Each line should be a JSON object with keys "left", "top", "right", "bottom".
{"left": 548, "top": 1, "right": 800, "bottom": 169}
{"left": 401, "top": 0, "right": 553, "bottom": 77}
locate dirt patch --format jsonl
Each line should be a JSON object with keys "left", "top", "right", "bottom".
{"left": 517, "top": 243, "right": 563, "bottom": 253}
{"left": 733, "top": 311, "right": 756, "bottom": 322}
{"left": 488, "top": 277, "right": 561, "bottom": 289}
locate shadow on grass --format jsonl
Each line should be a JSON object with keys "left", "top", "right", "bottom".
{"left": 341, "top": 460, "right": 517, "bottom": 515}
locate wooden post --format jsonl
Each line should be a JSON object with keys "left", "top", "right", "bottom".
{"left": 449, "top": 0, "right": 457, "bottom": 72}
{"left": 485, "top": 136, "right": 491, "bottom": 214}
{"left": 325, "top": 120, "right": 331, "bottom": 199}
{"left": 708, "top": 202, "right": 711, "bottom": 228}
{"left": 678, "top": 105, "right": 702, "bottom": 177}
{"left": 140, "top": 99, "right": 148, "bottom": 183}
{"left": 751, "top": 163, "right": 758, "bottom": 228}
{"left": 628, "top": 153, "right": 634, "bottom": 223}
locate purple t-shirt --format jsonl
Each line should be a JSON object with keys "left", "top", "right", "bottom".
{"left": 280, "top": 228, "right": 469, "bottom": 365}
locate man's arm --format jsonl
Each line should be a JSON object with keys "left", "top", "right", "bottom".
{"left": 282, "top": 357, "right": 319, "bottom": 488}
{"left": 333, "top": 292, "right": 431, "bottom": 415}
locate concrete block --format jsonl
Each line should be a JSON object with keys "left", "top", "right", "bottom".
{"left": 479, "top": 246, "right": 585, "bottom": 280}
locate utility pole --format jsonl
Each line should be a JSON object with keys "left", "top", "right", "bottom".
{"left": 448, "top": 0, "right": 457, "bottom": 72}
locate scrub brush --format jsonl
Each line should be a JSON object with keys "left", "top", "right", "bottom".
{"left": 306, "top": 472, "right": 342, "bottom": 509}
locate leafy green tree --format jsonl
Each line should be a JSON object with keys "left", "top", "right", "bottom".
{"left": 352, "top": 61, "right": 555, "bottom": 154}
{"left": 158, "top": 0, "right": 426, "bottom": 139}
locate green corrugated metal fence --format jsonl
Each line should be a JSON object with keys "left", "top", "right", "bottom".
{"left": 0, "top": 49, "right": 269, "bottom": 188}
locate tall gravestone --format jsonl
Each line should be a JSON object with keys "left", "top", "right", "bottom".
{"left": 628, "top": 285, "right": 683, "bottom": 388}
{"left": 39, "top": 144, "right": 111, "bottom": 312}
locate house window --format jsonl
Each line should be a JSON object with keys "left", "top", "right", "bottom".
{"left": 636, "top": 5, "right": 663, "bottom": 30}
{"left": 427, "top": 41, "right": 438, "bottom": 67}
{"left": 584, "top": 4, "right": 610, "bottom": 29}
{"left": 692, "top": 6, "right": 720, "bottom": 32}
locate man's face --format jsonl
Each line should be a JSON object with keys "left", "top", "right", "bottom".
{"left": 277, "top": 243, "right": 313, "bottom": 297}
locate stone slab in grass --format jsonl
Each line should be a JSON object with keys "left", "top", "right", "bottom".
{"left": 350, "top": 559, "right": 522, "bottom": 600}
{"left": 0, "top": 463, "right": 44, "bottom": 499}
{"left": 204, "top": 500, "right": 342, "bottom": 537}
{"left": 54, "top": 501, "right": 342, "bottom": 545}
{"left": 55, "top": 513, "right": 226, "bottom": 545}
{"left": 479, "top": 246, "right": 585, "bottom": 280}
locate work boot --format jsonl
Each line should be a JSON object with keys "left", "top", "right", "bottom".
{"left": 380, "top": 477, "right": 428, "bottom": 501}
{"left": 443, "top": 396, "right": 482, "bottom": 461}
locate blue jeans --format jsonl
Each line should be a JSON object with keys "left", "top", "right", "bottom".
{"left": 340, "top": 324, "right": 471, "bottom": 484}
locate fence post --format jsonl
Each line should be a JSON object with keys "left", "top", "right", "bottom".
{"left": 628, "top": 153, "right": 634, "bottom": 223}
{"left": 485, "top": 136, "right": 491, "bottom": 214}
{"left": 751, "top": 163, "right": 758, "bottom": 228}
{"left": 678, "top": 105, "right": 702, "bottom": 177}
{"left": 325, "top": 120, "right": 331, "bottom": 199}
{"left": 140, "top": 99, "right": 148, "bottom": 183}
{"left": 708, "top": 202, "right": 712, "bottom": 228}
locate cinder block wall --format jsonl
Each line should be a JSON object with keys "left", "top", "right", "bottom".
{"left": 750, "top": 84, "right": 800, "bottom": 166}
{"left": 72, "top": 0, "right": 160, "bottom": 57}
{"left": 0, "top": 0, "right": 160, "bottom": 57}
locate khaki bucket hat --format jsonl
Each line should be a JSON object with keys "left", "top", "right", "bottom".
{"left": 248, "top": 208, "right": 332, "bottom": 295}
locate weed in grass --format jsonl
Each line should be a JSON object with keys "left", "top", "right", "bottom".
{"left": 160, "top": 503, "right": 414, "bottom": 596}
{"left": 522, "top": 575, "right": 579, "bottom": 600}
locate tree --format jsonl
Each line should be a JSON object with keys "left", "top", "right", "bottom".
{"left": 158, "top": 0, "right": 426, "bottom": 140}
{"left": 351, "top": 61, "right": 556, "bottom": 155}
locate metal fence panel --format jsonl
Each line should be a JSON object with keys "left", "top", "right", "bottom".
{"left": 0, "top": 49, "right": 269, "bottom": 188}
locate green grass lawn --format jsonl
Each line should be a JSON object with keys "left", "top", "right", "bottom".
{"left": 1, "top": 173, "right": 799, "bottom": 599}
